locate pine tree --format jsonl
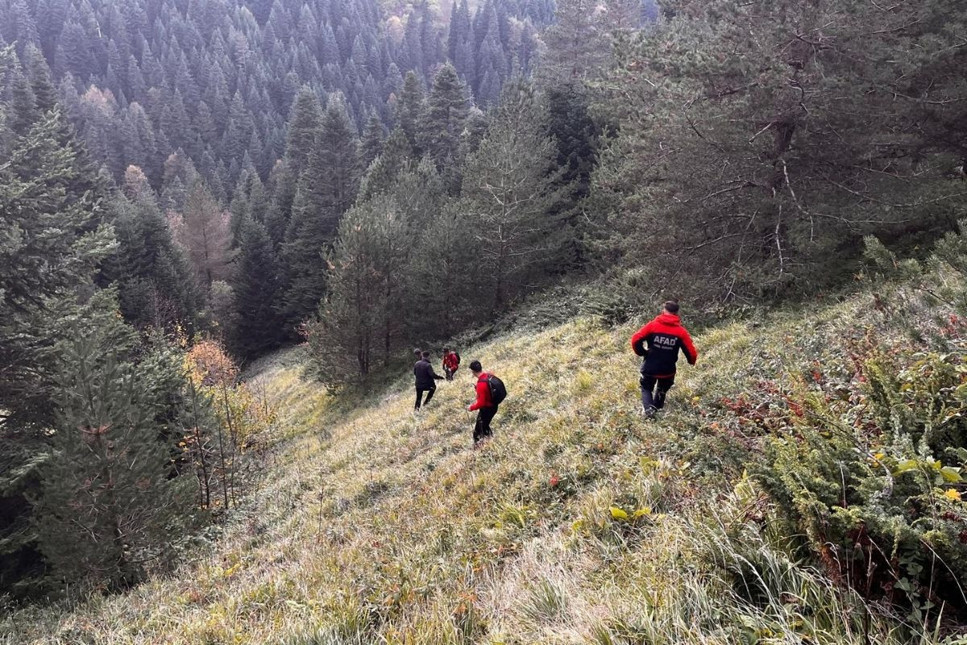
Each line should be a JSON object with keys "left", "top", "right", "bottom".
{"left": 231, "top": 218, "right": 284, "bottom": 359}
{"left": 396, "top": 71, "right": 426, "bottom": 155}
{"left": 23, "top": 44, "right": 58, "bottom": 114}
{"left": 544, "top": 83, "right": 601, "bottom": 269}
{"left": 9, "top": 59, "right": 38, "bottom": 135}
{"left": 283, "top": 87, "right": 323, "bottom": 179}
{"left": 0, "top": 107, "right": 114, "bottom": 429}
{"left": 307, "top": 193, "right": 410, "bottom": 382}
{"left": 36, "top": 293, "right": 196, "bottom": 591}
{"left": 358, "top": 125, "right": 412, "bottom": 200}
{"left": 359, "top": 111, "right": 385, "bottom": 170}
{"left": 170, "top": 181, "right": 234, "bottom": 292}
{"left": 105, "top": 166, "right": 200, "bottom": 332}
{"left": 0, "top": 104, "right": 114, "bottom": 599}
{"left": 596, "top": 0, "right": 967, "bottom": 300}
{"left": 408, "top": 200, "right": 473, "bottom": 339}
{"left": 422, "top": 63, "right": 469, "bottom": 174}
{"left": 282, "top": 96, "right": 361, "bottom": 323}
{"left": 462, "top": 81, "right": 568, "bottom": 311}
{"left": 264, "top": 161, "right": 295, "bottom": 248}
{"left": 539, "top": 0, "right": 610, "bottom": 87}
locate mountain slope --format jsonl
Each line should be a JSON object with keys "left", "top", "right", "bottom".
{"left": 3, "top": 271, "right": 965, "bottom": 643}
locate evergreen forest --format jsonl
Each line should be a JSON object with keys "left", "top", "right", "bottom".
{"left": 1, "top": 0, "right": 967, "bottom": 641}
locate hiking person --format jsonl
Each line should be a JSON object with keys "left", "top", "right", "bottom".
{"left": 442, "top": 347, "right": 460, "bottom": 381}
{"left": 414, "top": 350, "right": 444, "bottom": 410}
{"left": 630, "top": 301, "right": 698, "bottom": 417}
{"left": 467, "top": 360, "right": 503, "bottom": 445}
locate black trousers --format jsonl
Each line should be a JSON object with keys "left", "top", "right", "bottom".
{"left": 640, "top": 374, "right": 675, "bottom": 411}
{"left": 415, "top": 385, "right": 436, "bottom": 409}
{"left": 444, "top": 367, "right": 455, "bottom": 381}
{"left": 473, "top": 405, "right": 497, "bottom": 443}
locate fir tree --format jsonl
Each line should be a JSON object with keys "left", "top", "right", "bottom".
{"left": 36, "top": 292, "right": 196, "bottom": 591}
{"left": 0, "top": 104, "right": 114, "bottom": 600}
{"left": 359, "top": 111, "right": 385, "bottom": 170}
{"left": 396, "top": 70, "right": 426, "bottom": 155}
{"left": 422, "top": 63, "right": 469, "bottom": 175}
{"left": 462, "top": 81, "right": 568, "bottom": 311}
{"left": 282, "top": 96, "right": 361, "bottom": 323}
{"left": 283, "top": 87, "right": 323, "bottom": 179}
{"left": 104, "top": 166, "right": 200, "bottom": 332}
{"left": 231, "top": 218, "right": 284, "bottom": 359}
{"left": 308, "top": 193, "right": 410, "bottom": 382}
{"left": 358, "top": 125, "right": 411, "bottom": 200}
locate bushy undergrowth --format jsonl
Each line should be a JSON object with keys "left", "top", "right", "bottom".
{"left": 751, "top": 236, "right": 967, "bottom": 629}
{"left": 3, "top": 239, "right": 967, "bottom": 643}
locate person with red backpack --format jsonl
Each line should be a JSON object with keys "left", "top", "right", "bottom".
{"left": 467, "top": 360, "right": 505, "bottom": 445}
{"left": 442, "top": 347, "right": 460, "bottom": 381}
{"left": 630, "top": 301, "right": 698, "bottom": 418}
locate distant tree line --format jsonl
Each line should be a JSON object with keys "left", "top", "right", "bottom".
{"left": 0, "top": 0, "right": 551, "bottom": 196}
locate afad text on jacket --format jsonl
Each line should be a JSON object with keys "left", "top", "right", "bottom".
{"left": 630, "top": 313, "right": 698, "bottom": 378}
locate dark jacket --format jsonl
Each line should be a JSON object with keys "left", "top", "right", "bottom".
{"left": 630, "top": 313, "right": 698, "bottom": 378}
{"left": 414, "top": 359, "right": 443, "bottom": 388}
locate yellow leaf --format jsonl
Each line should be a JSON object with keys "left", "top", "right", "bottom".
{"left": 632, "top": 507, "right": 652, "bottom": 518}
{"left": 944, "top": 489, "right": 962, "bottom": 502}
{"left": 610, "top": 506, "right": 629, "bottom": 521}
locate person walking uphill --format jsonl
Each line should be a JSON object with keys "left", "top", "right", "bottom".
{"left": 467, "top": 360, "right": 503, "bottom": 445}
{"left": 630, "top": 301, "right": 698, "bottom": 417}
{"left": 414, "top": 351, "right": 444, "bottom": 410}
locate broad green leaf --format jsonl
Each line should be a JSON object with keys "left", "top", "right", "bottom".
{"left": 940, "top": 468, "right": 964, "bottom": 483}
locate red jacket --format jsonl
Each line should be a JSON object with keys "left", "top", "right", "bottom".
{"left": 469, "top": 373, "right": 494, "bottom": 411}
{"left": 630, "top": 313, "right": 698, "bottom": 378}
{"left": 443, "top": 352, "right": 459, "bottom": 372}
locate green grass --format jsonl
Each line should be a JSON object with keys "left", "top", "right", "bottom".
{"left": 2, "top": 284, "right": 963, "bottom": 644}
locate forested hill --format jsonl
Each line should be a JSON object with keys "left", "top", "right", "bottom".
{"left": 1, "top": 0, "right": 966, "bottom": 636}
{"left": 0, "top": 0, "right": 551, "bottom": 192}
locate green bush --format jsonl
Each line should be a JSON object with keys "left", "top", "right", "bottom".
{"left": 758, "top": 345, "right": 967, "bottom": 625}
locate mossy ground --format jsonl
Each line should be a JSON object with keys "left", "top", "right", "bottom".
{"left": 2, "top": 288, "right": 961, "bottom": 644}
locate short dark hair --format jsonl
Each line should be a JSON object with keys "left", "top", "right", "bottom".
{"left": 421, "top": 351, "right": 430, "bottom": 359}
{"left": 663, "top": 300, "right": 680, "bottom": 314}
{"left": 443, "top": 347, "right": 450, "bottom": 352}
{"left": 413, "top": 348, "right": 421, "bottom": 356}
{"left": 469, "top": 360, "right": 482, "bottom": 372}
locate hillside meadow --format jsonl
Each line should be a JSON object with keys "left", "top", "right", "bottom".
{"left": 3, "top": 260, "right": 967, "bottom": 644}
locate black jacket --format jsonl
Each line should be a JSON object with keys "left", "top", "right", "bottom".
{"left": 414, "top": 359, "right": 443, "bottom": 388}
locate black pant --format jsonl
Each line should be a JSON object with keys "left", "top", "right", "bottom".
{"left": 444, "top": 368, "right": 455, "bottom": 381}
{"left": 415, "top": 385, "right": 436, "bottom": 409}
{"left": 473, "top": 406, "right": 497, "bottom": 443}
{"left": 640, "top": 374, "right": 675, "bottom": 411}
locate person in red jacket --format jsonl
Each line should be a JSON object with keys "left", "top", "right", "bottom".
{"left": 467, "top": 360, "right": 497, "bottom": 445}
{"left": 630, "top": 301, "right": 698, "bottom": 417}
{"left": 442, "top": 347, "right": 460, "bottom": 381}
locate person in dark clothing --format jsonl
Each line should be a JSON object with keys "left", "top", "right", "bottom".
{"left": 414, "top": 350, "right": 444, "bottom": 410}
{"left": 630, "top": 301, "right": 698, "bottom": 417}
{"left": 467, "top": 360, "right": 497, "bottom": 444}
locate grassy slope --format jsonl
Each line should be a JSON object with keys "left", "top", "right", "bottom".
{"left": 1, "top": 291, "right": 956, "bottom": 644}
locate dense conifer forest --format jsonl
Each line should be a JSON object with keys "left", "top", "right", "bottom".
{"left": 1, "top": 0, "right": 966, "bottom": 640}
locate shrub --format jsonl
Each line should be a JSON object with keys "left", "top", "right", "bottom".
{"left": 758, "top": 345, "right": 967, "bottom": 625}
